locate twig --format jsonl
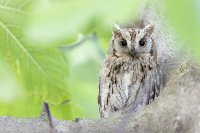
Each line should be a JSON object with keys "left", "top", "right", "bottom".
{"left": 43, "top": 102, "right": 56, "bottom": 133}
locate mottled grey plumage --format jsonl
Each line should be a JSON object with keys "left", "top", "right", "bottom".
{"left": 98, "top": 25, "right": 162, "bottom": 118}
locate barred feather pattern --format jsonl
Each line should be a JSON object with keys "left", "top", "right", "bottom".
{"left": 98, "top": 55, "right": 161, "bottom": 118}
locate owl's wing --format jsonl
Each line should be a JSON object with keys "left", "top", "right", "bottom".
{"left": 126, "top": 66, "right": 162, "bottom": 113}
{"left": 98, "top": 62, "right": 112, "bottom": 118}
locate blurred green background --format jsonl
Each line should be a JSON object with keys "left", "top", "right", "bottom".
{"left": 0, "top": 0, "right": 199, "bottom": 120}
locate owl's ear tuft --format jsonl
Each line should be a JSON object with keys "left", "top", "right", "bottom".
{"left": 112, "top": 24, "right": 122, "bottom": 35}
{"left": 144, "top": 25, "right": 154, "bottom": 36}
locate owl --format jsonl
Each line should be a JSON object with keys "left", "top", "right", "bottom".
{"left": 98, "top": 24, "right": 162, "bottom": 118}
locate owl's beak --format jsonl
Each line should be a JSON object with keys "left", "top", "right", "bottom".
{"left": 129, "top": 48, "right": 136, "bottom": 57}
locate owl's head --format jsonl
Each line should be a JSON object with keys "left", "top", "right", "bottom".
{"left": 109, "top": 24, "right": 155, "bottom": 58}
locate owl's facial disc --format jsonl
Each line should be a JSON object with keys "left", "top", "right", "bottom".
{"left": 111, "top": 25, "right": 154, "bottom": 57}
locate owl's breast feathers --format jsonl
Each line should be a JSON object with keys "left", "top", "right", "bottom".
{"left": 98, "top": 55, "right": 161, "bottom": 117}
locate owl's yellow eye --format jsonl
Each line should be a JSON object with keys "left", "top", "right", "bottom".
{"left": 119, "top": 39, "right": 127, "bottom": 47}
{"left": 139, "top": 38, "right": 146, "bottom": 47}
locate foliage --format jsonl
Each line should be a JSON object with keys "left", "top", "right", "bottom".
{"left": 0, "top": 0, "right": 70, "bottom": 117}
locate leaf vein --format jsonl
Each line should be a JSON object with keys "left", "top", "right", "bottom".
{"left": 0, "top": 21, "right": 48, "bottom": 78}
{"left": 17, "top": 0, "right": 33, "bottom": 10}
{"left": 0, "top": 5, "right": 29, "bottom": 16}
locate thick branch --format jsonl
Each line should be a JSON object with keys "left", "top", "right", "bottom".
{"left": 0, "top": 64, "right": 200, "bottom": 133}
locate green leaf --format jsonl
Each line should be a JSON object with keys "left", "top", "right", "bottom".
{"left": 26, "top": 0, "right": 146, "bottom": 48}
{"left": 0, "top": 59, "right": 41, "bottom": 117}
{"left": 50, "top": 102, "right": 84, "bottom": 120}
{"left": 54, "top": 35, "right": 104, "bottom": 119}
{"left": 0, "top": 0, "right": 71, "bottom": 117}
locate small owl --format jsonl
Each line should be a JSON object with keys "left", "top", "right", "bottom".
{"left": 98, "top": 24, "right": 162, "bottom": 118}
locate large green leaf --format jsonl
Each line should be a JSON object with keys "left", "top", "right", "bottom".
{"left": 0, "top": 0, "right": 70, "bottom": 117}
{"left": 0, "top": 59, "right": 41, "bottom": 117}
{"left": 26, "top": 0, "right": 146, "bottom": 49}
{"left": 51, "top": 35, "right": 104, "bottom": 119}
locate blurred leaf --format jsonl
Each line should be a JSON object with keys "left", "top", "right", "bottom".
{"left": 0, "top": 59, "right": 41, "bottom": 117}
{"left": 50, "top": 102, "right": 84, "bottom": 120}
{"left": 0, "top": 0, "right": 71, "bottom": 117}
{"left": 21, "top": 48, "right": 70, "bottom": 104}
{"left": 55, "top": 35, "right": 104, "bottom": 119}
{"left": 164, "top": 0, "right": 200, "bottom": 56}
{"left": 26, "top": 0, "right": 146, "bottom": 48}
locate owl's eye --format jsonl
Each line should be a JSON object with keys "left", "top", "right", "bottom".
{"left": 119, "top": 39, "right": 127, "bottom": 47}
{"left": 139, "top": 38, "right": 146, "bottom": 47}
